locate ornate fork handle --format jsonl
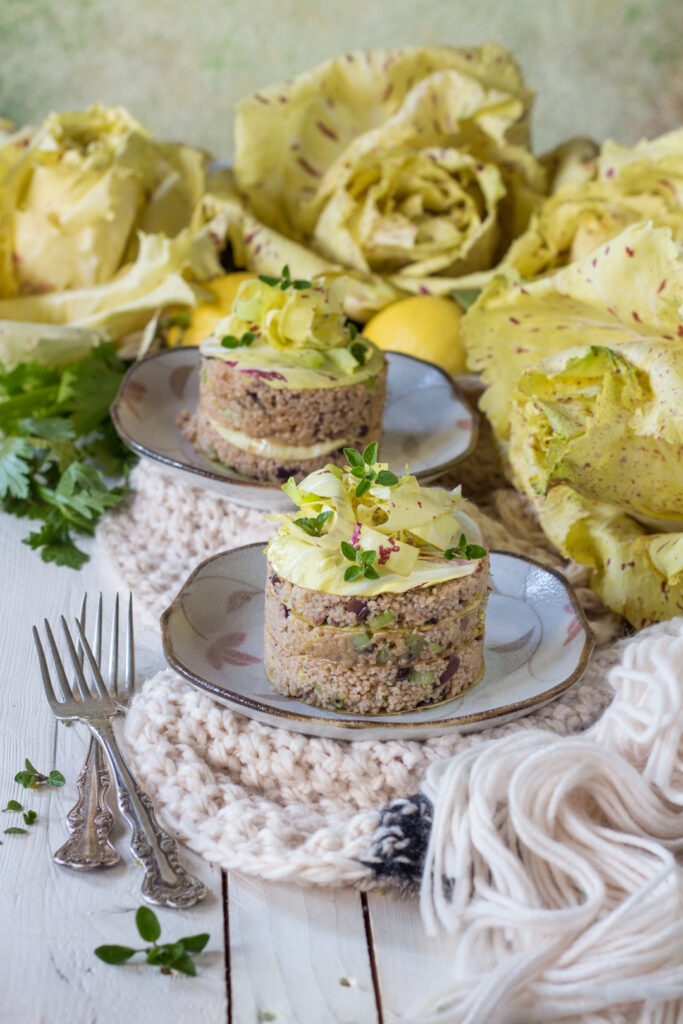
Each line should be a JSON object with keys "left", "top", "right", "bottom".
{"left": 54, "top": 736, "right": 119, "bottom": 869}
{"left": 89, "top": 717, "right": 207, "bottom": 908}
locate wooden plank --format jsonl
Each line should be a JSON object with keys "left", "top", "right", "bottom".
{"left": 228, "top": 873, "right": 379, "bottom": 1024}
{"left": 0, "top": 515, "right": 227, "bottom": 1023}
{"left": 366, "top": 889, "right": 458, "bottom": 1021}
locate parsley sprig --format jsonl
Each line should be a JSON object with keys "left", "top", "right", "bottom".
{"left": 341, "top": 541, "right": 379, "bottom": 581}
{"left": 258, "top": 264, "right": 312, "bottom": 291}
{"left": 95, "top": 906, "right": 209, "bottom": 977}
{"left": 444, "top": 533, "right": 487, "bottom": 561}
{"left": 344, "top": 443, "right": 399, "bottom": 497}
{"left": 0, "top": 343, "right": 135, "bottom": 568}
{"left": 293, "top": 510, "right": 332, "bottom": 536}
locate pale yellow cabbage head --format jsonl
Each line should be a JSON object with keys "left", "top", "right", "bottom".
{"left": 0, "top": 104, "right": 232, "bottom": 352}
{"left": 502, "top": 127, "right": 683, "bottom": 280}
{"left": 231, "top": 45, "right": 546, "bottom": 316}
{"left": 463, "top": 221, "right": 683, "bottom": 443}
{"left": 495, "top": 223, "right": 683, "bottom": 627}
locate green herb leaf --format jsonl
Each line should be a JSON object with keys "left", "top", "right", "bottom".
{"left": 291, "top": 279, "right": 312, "bottom": 290}
{"left": 405, "top": 633, "right": 425, "bottom": 657}
{"left": 178, "top": 933, "right": 210, "bottom": 954}
{"left": 23, "top": 810, "right": 37, "bottom": 825}
{"left": 360, "top": 550, "right": 376, "bottom": 566}
{"left": 362, "top": 442, "right": 379, "bottom": 466}
{"left": 146, "top": 941, "right": 185, "bottom": 966}
{"left": 95, "top": 945, "right": 138, "bottom": 965}
{"left": 171, "top": 952, "right": 197, "bottom": 976}
{"left": 257, "top": 274, "right": 280, "bottom": 287}
{"left": 2, "top": 800, "right": 22, "bottom": 812}
{"left": 347, "top": 322, "right": 358, "bottom": 341}
{"left": 444, "top": 533, "right": 487, "bottom": 561}
{"left": 375, "top": 470, "right": 399, "bottom": 487}
{"left": 344, "top": 564, "right": 364, "bottom": 582}
{"left": 341, "top": 541, "right": 359, "bottom": 562}
{"left": 4, "top": 827, "right": 27, "bottom": 834}
{"left": 136, "top": 906, "right": 161, "bottom": 943}
{"left": 220, "top": 335, "right": 242, "bottom": 349}
{"left": 355, "top": 478, "right": 372, "bottom": 497}
{"left": 349, "top": 341, "right": 367, "bottom": 365}
{"left": 47, "top": 770, "right": 65, "bottom": 787}
{"left": 0, "top": 438, "right": 33, "bottom": 499}
{"left": 293, "top": 510, "right": 331, "bottom": 537}
{"left": 343, "top": 447, "right": 363, "bottom": 468}
{"left": 364, "top": 566, "right": 380, "bottom": 580}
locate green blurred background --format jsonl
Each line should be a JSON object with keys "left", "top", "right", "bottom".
{"left": 1, "top": 0, "right": 681, "bottom": 157}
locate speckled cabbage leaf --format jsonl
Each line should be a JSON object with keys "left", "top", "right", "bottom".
{"left": 232, "top": 45, "right": 546, "bottom": 313}
{"left": 463, "top": 222, "right": 683, "bottom": 443}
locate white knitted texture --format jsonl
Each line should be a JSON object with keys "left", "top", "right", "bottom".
{"left": 99, "top": 461, "right": 683, "bottom": 1020}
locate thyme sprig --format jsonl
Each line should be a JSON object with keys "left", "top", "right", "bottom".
{"left": 444, "top": 533, "right": 487, "bottom": 561}
{"left": 95, "top": 906, "right": 209, "bottom": 977}
{"left": 343, "top": 443, "right": 398, "bottom": 497}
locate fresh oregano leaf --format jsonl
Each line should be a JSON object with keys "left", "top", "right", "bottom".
{"left": 136, "top": 905, "right": 161, "bottom": 943}
{"left": 95, "top": 945, "right": 138, "bottom": 965}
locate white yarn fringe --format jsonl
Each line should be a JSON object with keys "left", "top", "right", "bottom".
{"left": 414, "top": 621, "right": 683, "bottom": 1023}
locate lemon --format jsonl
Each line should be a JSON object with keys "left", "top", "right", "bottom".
{"left": 362, "top": 295, "right": 466, "bottom": 376}
{"left": 169, "top": 271, "right": 257, "bottom": 346}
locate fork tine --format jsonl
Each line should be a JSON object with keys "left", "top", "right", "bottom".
{"left": 45, "top": 619, "right": 78, "bottom": 700}
{"left": 124, "top": 593, "right": 135, "bottom": 700}
{"left": 94, "top": 593, "right": 103, "bottom": 665}
{"left": 73, "top": 618, "right": 110, "bottom": 699}
{"left": 33, "top": 626, "right": 58, "bottom": 707}
{"left": 61, "top": 617, "right": 98, "bottom": 699}
{"left": 108, "top": 593, "right": 120, "bottom": 696}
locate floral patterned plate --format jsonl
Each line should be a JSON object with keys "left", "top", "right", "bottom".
{"left": 110, "top": 347, "right": 477, "bottom": 511}
{"left": 160, "top": 545, "right": 594, "bottom": 741}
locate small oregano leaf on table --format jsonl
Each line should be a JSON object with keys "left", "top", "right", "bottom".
{"left": 95, "top": 945, "right": 138, "bottom": 965}
{"left": 2, "top": 800, "right": 22, "bottom": 812}
{"left": 136, "top": 906, "right": 161, "bottom": 943}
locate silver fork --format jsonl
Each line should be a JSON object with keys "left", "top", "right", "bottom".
{"left": 53, "top": 594, "right": 121, "bottom": 870}
{"left": 34, "top": 603, "right": 207, "bottom": 909}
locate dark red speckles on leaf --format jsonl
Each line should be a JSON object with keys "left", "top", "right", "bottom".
{"left": 241, "top": 368, "right": 286, "bottom": 381}
{"left": 297, "top": 157, "right": 322, "bottom": 179}
{"left": 378, "top": 537, "right": 400, "bottom": 565}
{"left": 509, "top": 317, "right": 520, "bottom": 325}
{"left": 592, "top": 259, "right": 597, "bottom": 267}
{"left": 678, "top": 325, "right": 683, "bottom": 337}
{"left": 632, "top": 311, "right": 641, "bottom": 323}
{"left": 254, "top": 94, "right": 269, "bottom": 105}
{"left": 206, "top": 632, "right": 260, "bottom": 669}
{"left": 382, "top": 83, "right": 394, "bottom": 102}
{"left": 351, "top": 522, "right": 361, "bottom": 547}
{"left": 606, "top": 168, "right": 614, "bottom": 177}
{"left": 658, "top": 280, "right": 667, "bottom": 293}
{"left": 316, "top": 121, "right": 339, "bottom": 141}
{"left": 625, "top": 247, "right": 635, "bottom": 257}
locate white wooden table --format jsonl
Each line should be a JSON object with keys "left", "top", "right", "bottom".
{"left": 0, "top": 509, "right": 459, "bottom": 1024}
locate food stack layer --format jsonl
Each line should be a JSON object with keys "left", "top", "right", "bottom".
{"left": 264, "top": 557, "right": 488, "bottom": 714}
{"left": 263, "top": 449, "right": 490, "bottom": 715}
{"left": 189, "top": 355, "right": 387, "bottom": 482}
{"left": 182, "top": 273, "right": 387, "bottom": 483}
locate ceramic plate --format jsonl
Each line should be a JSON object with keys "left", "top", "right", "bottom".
{"left": 110, "top": 347, "right": 477, "bottom": 511}
{"left": 161, "top": 545, "right": 594, "bottom": 741}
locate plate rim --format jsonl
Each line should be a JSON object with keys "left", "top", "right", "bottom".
{"left": 160, "top": 543, "right": 595, "bottom": 735}
{"left": 110, "top": 346, "right": 479, "bottom": 492}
